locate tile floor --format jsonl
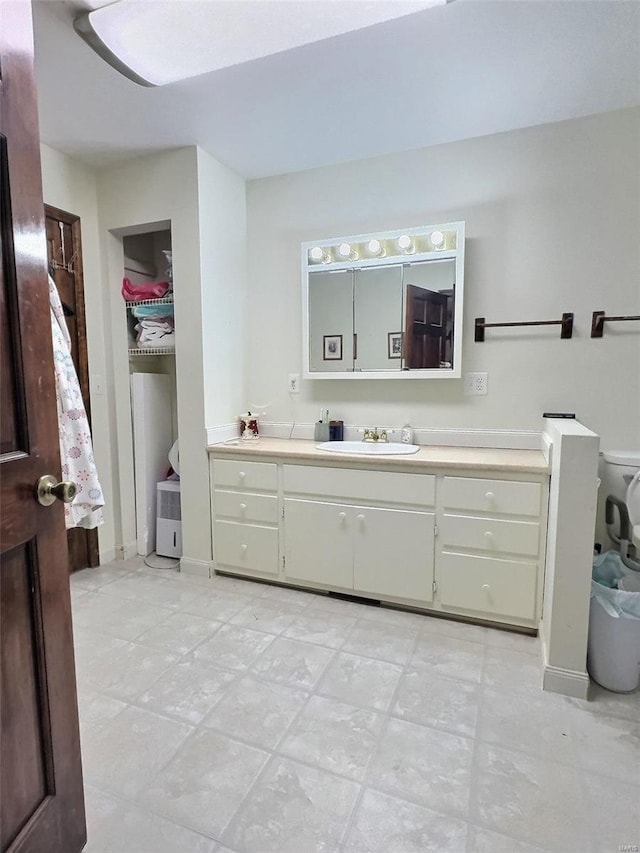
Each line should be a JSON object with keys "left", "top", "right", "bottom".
{"left": 71, "top": 557, "right": 640, "bottom": 853}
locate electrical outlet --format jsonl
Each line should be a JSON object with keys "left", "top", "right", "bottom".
{"left": 288, "top": 373, "right": 300, "bottom": 394}
{"left": 91, "top": 373, "right": 103, "bottom": 395}
{"left": 464, "top": 372, "right": 488, "bottom": 396}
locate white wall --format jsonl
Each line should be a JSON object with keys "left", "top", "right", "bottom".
{"left": 541, "top": 418, "right": 600, "bottom": 698}
{"left": 95, "top": 146, "right": 247, "bottom": 575}
{"left": 40, "top": 144, "right": 118, "bottom": 562}
{"left": 96, "top": 147, "right": 212, "bottom": 573}
{"left": 245, "top": 108, "right": 640, "bottom": 449}
{"left": 196, "top": 148, "right": 247, "bottom": 427}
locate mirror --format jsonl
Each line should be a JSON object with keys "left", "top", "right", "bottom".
{"left": 302, "top": 222, "right": 465, "bottom": 379}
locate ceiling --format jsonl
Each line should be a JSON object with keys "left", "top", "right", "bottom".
{"left": 33, "top": 0, "right": 640, "bottom": 180}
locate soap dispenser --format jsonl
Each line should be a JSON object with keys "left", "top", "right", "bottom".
{"left": 401, "top": 424, "right": 414, "bottom": 444}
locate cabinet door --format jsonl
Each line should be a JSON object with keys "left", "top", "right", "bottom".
{"left": 284, "top": 499, "right": 353, "bottom": 589}
{"left": 353, "top": 506, "right": 434, "bottom": 603}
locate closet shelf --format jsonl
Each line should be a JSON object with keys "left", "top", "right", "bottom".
{"left": 128, "top": 347, "right": 175, "bottom": 357}
{"left": 124, "top": 296, "right": 174, "bottom": 308}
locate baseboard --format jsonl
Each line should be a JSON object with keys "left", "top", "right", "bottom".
{"left": 99, "top": 546, "right": 116, "bottom": 564}
{"left": 542, "top": 664, "right": 590, "bottom": 699}
{"left": 116, "top": 541, "right": 138, "bottom": 560}
{"left": 539, "top": 629, "right": 590, "bottom": 698}
{"left": 180, "top": 557, "right": 212, "bottom": 578}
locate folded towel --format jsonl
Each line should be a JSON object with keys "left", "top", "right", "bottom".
{"left": 122, "top": 277, "right": 170, "bottom": 301}
{"left": 139, "top": 331, "right": 176, "bottom": 349}
{"left": 131, "top": 304, "right": 175, "bottom": 319}
{"left": 135, "top": 320, "right": 176, "bottom": 347}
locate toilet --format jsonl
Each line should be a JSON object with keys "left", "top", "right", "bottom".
{"left": 602, "top": 450, "right": 640, "bottom": 570}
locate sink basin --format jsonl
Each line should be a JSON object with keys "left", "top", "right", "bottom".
{"left": 316, "top": 441, "right": 420, "bottom": 456}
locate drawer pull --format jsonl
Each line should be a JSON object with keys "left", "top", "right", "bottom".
{"left": 238, "top": 471, "right": 246, "bottom": 480}
{"left": 484, "top": 531, "right": 494, "bottom": 541}
{"left": 482, "top": 583, "right": 491, "bottom": 591}
{"left": 240, "top": 543, "right": 248, "bottom": 552}
{"left": 338, "top": 511, "right": 347, "bottom": 521}
{"left": 485, "top": 491, "right": 495, "bottom": 501}
{"left": 356, "top": 514, "right": 365, "bottom": 522}
{"left": 239, "top": 503, "right": 247, "bottom": 512}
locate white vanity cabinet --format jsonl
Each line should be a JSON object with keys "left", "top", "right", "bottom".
{"left": 283, "top": 465, "right": 436, "bottom": 603}
{"left": 435, "top": 475, "right": 547, "bottom": 626}
{"left": 209, "top": 441, "right": 549, "bottom": 629}
{"left": 210, "top": 458, "right": 280, "bottom": 578}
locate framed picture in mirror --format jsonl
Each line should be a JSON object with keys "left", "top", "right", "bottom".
{"left": 388, "top": 332, "right": 402, "bottom": 359}
{"left": 323, "top": 334, "right": 343, "bottom": 360}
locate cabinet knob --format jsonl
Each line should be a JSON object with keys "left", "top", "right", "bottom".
{"left": 338, "top": 511, "right": 347, "bottom": 521}
{"left": 482, "top": 583, "right": 491, "bottom": 591}
{"left": 240, "top": 543, "right": 248, "bottom": 552}
{"left": 356, "top": 514, "right": 365, "bottom": 522}
{"left": 238, "top": 471, "right": 246, "bottom": 480}
{"left": 239, "top": 503, "right": 247, "bottom": 512}
{"left": 484, "top": 531, "right": 494, "bottom": 541}
{"left": 485, "top": 491, "right": 495, "bottom": 501}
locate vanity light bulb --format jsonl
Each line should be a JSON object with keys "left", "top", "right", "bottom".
{"left": 398, "top": 235, "right": 413, "bottom": 251}
{"left": 338, "top": 242, "right": 352, "bottom": 258}
{"left": 309, "top": 246, "right": 324, "bottom": 262}
{"left": 368, "top": 239, "right": 382, "bottom": 255}
{"left": 430, "top": 230, "right": 444, "bottom": 248}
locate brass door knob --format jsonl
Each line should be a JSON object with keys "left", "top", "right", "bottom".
{"left": 36, "top": 475, "right": 77, "bottom": 507}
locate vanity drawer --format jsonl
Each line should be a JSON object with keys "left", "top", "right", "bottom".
{"left": 213, "top": 490, "right": 278, "bottom": 524}
{"left": 440, "top": 514, "right": 540, "bottom": 557}
{"left": 212, "top": 459, "right": 278, "bottom": 492}
{"left": 442, "top": 477, "right": 542, "bottom": 517}
{"left": 439, "top": 552, "right": 538, "bottom": 621}
{"left": 214, "top": 520, "right": 279, "bottom": 575}
{"left": 283, "top": 465, "right": 435, "bottom": 507}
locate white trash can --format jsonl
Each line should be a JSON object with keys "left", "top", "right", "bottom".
{"left": 587, "top": 595, "right": 640, "bottom": 692}
{"left": 588, "top": 551, "right": 640, "bottom": 693}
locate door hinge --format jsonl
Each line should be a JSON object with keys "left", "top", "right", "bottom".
{"left": 432, "top": 579, "right": 437, "bottom": 595}
{"left": 282, "top": 555, "right": 286, "bottom": 569}
{"left": 282, "top": 507, "right": 285, "bottom": 518}
{"left": 434, "top": 523, "right": 439, "bottom": 537}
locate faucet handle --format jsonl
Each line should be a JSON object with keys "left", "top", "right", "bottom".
{"left": 379, "top": 429, "right": 388, "bottom": 442}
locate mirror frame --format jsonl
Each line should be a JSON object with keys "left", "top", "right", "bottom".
{"left": 302, "top": 221, "right": 465, "bottom": 379}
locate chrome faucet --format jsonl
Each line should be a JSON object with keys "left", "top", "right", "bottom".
{"left": 363, "top": 428, "right": 388, "bottom": 443}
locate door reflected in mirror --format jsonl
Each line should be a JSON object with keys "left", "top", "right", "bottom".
{"left": 303, "top": 222, "right": 464, "bottom": 379}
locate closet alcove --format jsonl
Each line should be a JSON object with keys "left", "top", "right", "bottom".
{"left": 118, "top": 223, "right": 180, "bottom": 558}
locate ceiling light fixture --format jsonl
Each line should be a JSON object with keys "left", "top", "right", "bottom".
{"left": 73, "top": 0, "right": 449, "bottom": 87}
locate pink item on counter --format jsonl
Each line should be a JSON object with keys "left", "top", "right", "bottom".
{"left": 121, "top": 277, "right": 170, "bottom": 301}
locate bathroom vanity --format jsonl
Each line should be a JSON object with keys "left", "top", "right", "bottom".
{"left": 208, "top": 439, "right": 550, "bottom": 630}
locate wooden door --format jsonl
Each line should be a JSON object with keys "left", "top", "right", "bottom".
{"left": 1, "top": 4, "right": 86, "bottom": 852}
{"left": 404, "top": 284, "right": 448, "bottom": 368}
{"left": 45, "top": 205, "right": 99, "bottom": 572}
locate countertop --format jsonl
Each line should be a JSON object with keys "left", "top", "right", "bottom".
{"left": 207, "top": 437, "right": 550, "bottom": 475}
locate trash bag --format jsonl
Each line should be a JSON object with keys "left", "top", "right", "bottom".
{"left": 591, "top": 550, "right": 640, "bottom": 619}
